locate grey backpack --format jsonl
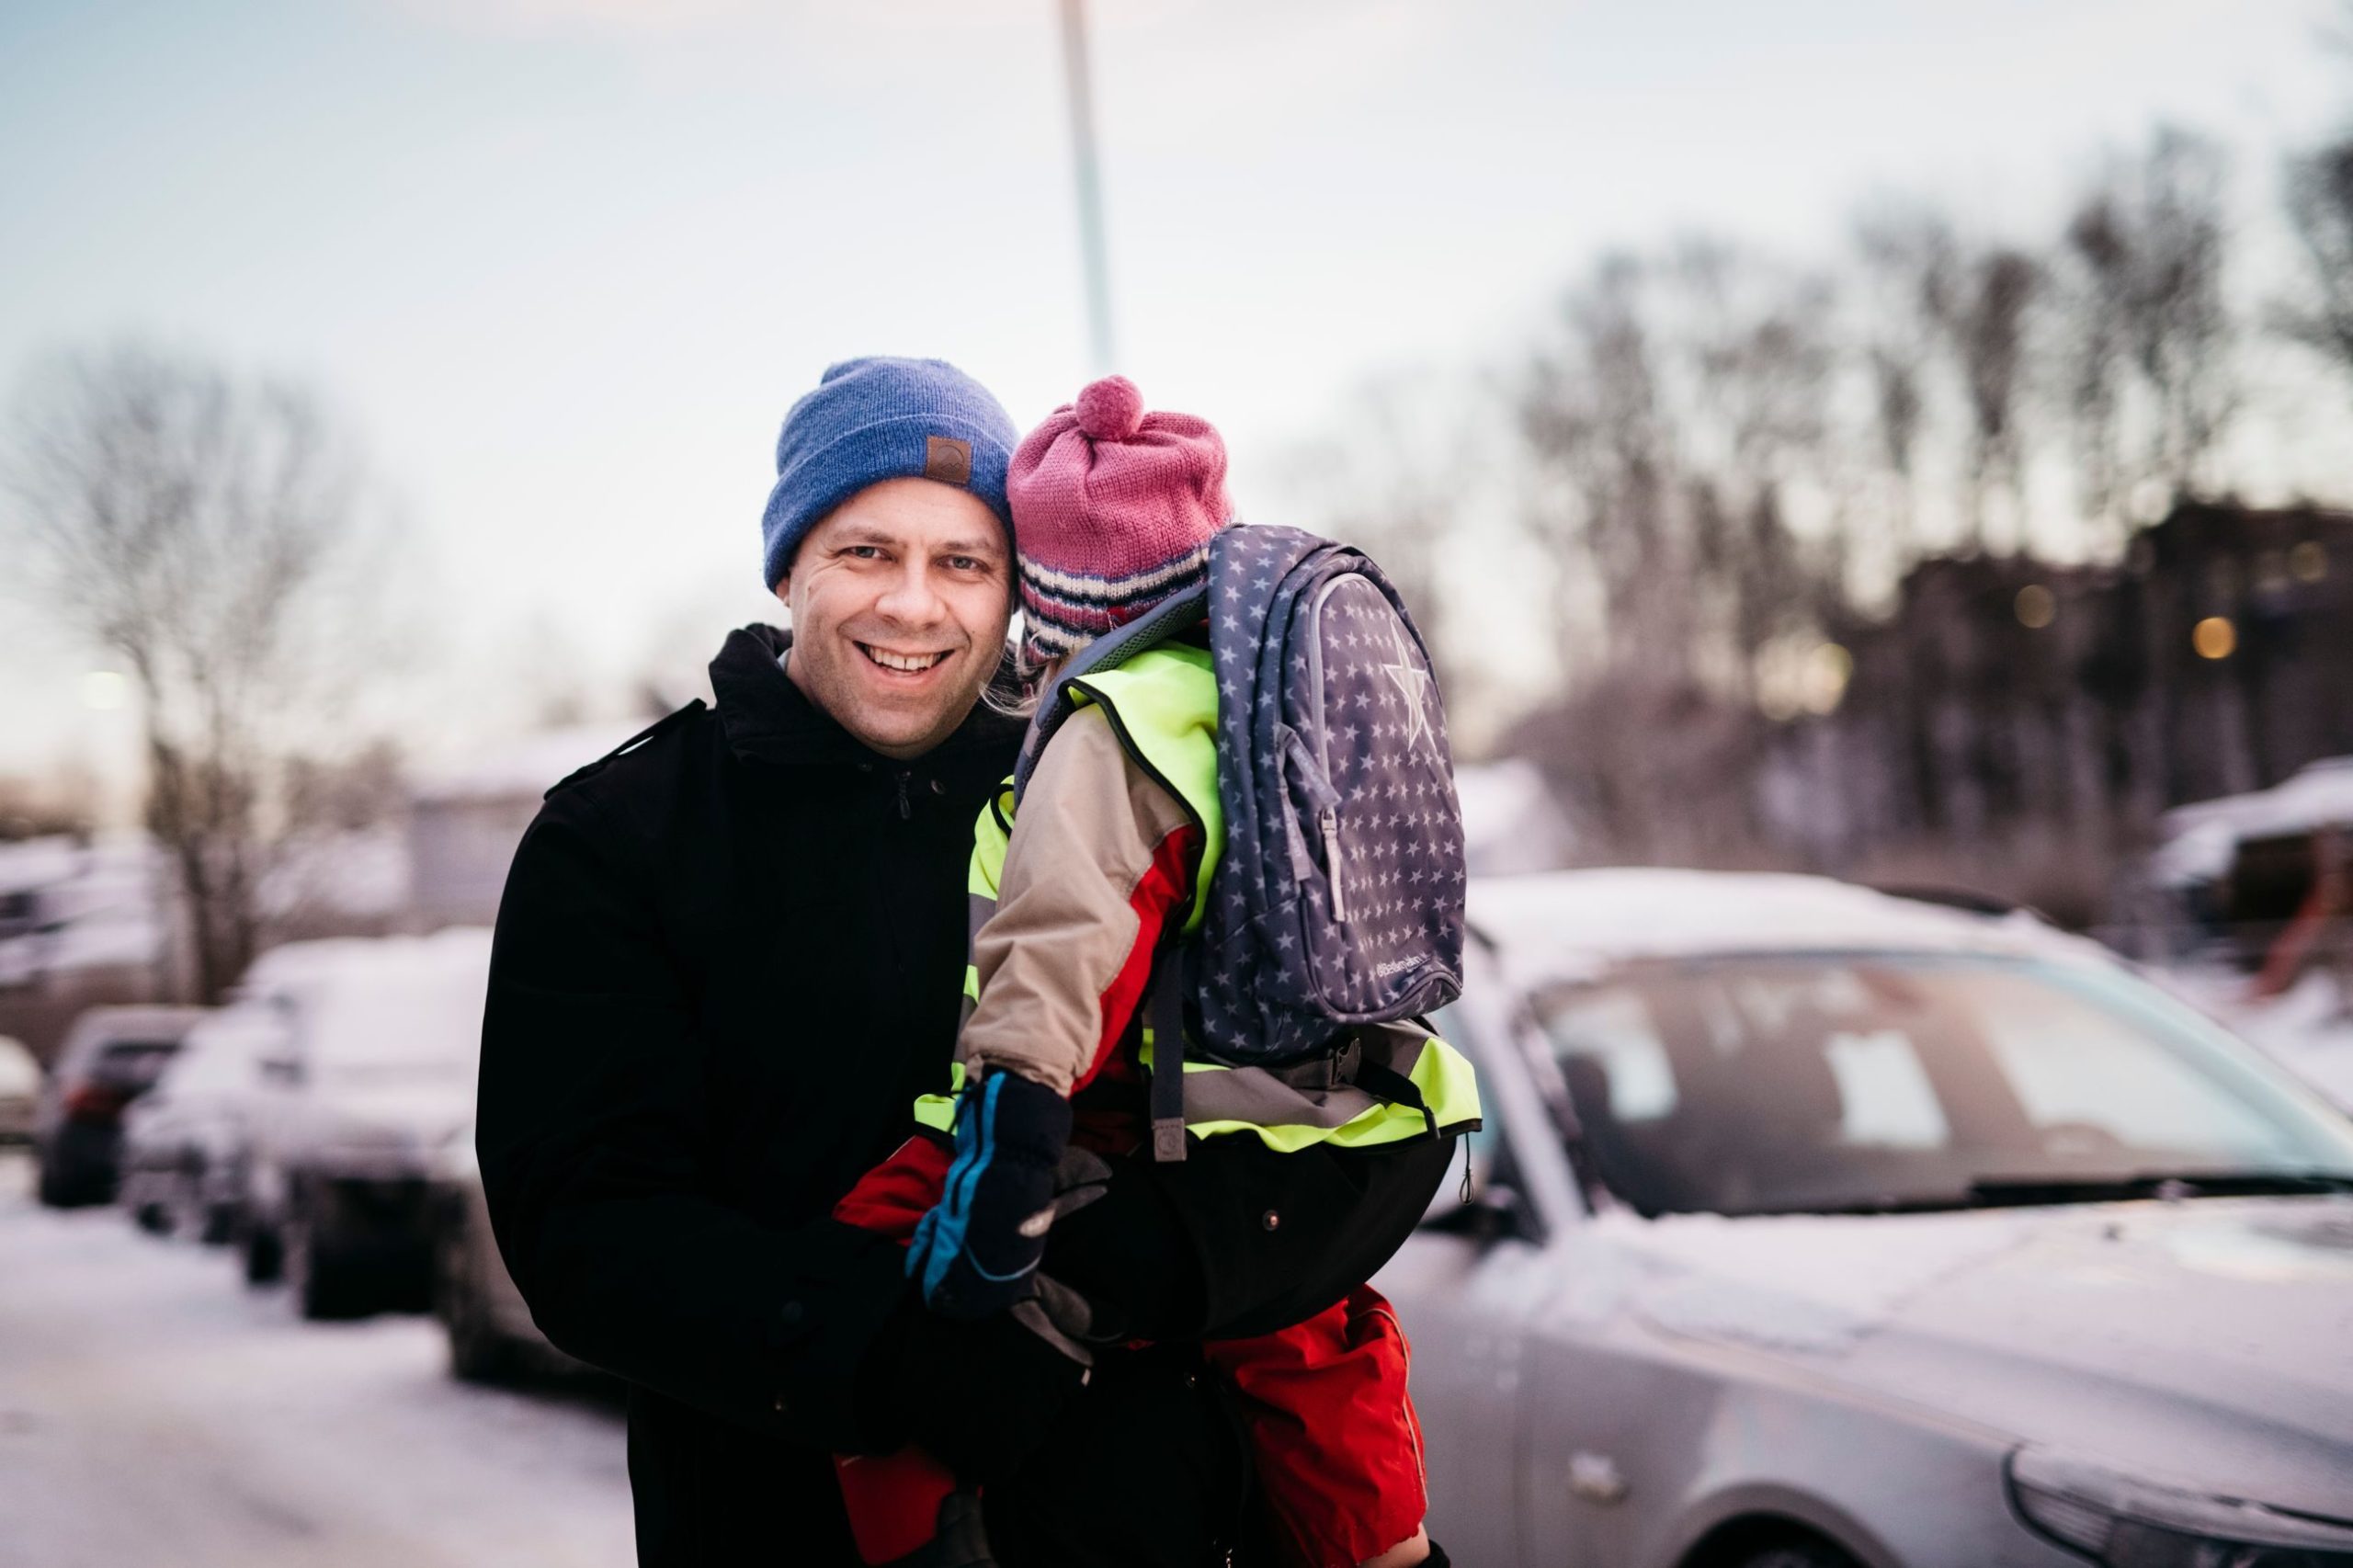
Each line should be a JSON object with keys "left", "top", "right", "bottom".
{"left": 1015, "top": 525, "right": 1466, "bottom": 1148}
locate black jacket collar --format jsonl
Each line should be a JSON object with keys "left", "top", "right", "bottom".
{"left": 709, "top": 624, "right": 1022, "bottom": 773}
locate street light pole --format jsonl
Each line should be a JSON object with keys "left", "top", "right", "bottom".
{"left": 1058, "top": 0, "right": 1118, "bottom": 374}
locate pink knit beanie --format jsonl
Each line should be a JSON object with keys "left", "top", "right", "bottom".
{"left": 1007, "top": 375, "right": 1233, "bottom": 663}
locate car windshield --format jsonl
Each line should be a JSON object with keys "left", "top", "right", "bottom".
{"left": 1530, "top": 952, "right": 2353, "bottom": 1216}
{"left": 89, "top": 1040, "right": 180, "bottom": 1090}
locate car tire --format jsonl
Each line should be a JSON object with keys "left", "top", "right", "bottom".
{"left": 285, "top": 1190, "right": 380, "bottom": 1322}
{"left": 436, "top": 1218, "right": 523, "bottom": 1384}
{"left": 168, "top": 1157, "right": 208, "bottom": 1241}
{"left": 131, "top": 1196, "right": 172, "bottom": 1235}
{"left": 36, "top": 1156, "right": 96, "bottom": 1210}
{"left": 199, "top": 1199, "right": 240, "bottom": 1247}
{"left": 1733, "top": 1542, "right": 1859, "bottom": 1568}
{"left": 242, "top": 1219, "right": 285, "bottom": 1285}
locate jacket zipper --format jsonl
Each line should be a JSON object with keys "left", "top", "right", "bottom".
{"left": 893, "top": 770, "right": 913, "bottom": 821}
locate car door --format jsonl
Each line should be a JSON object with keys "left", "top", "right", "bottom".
{"left": 1379, "top": 983, "right": 1598, "bottom": 1568}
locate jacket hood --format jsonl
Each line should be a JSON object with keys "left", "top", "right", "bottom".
{"left": 1580, "top": 1197, "right": 2353, "bottom": 1517}
{"left": 708, "top": 624, "right": 1024, "bottom": 772}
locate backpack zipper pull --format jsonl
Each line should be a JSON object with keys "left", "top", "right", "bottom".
{"left": 1319, "top": 807, "right": 1347, "bottom": 922}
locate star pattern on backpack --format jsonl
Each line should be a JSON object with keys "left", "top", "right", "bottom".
{"left": 1378, "top": 625, "right": 1438, "bottom": 754}
{"left": 1189, "top": 524, "right": 1466, "bottom": 1064}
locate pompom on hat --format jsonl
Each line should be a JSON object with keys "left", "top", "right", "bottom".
{"left": 1008, "top": 375, "right": 1233, "bottom": 662}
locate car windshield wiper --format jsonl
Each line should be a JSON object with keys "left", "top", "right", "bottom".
{"left": 1739, "top": 1169, "right": 2353, "bottom": 1218}
{"left": 1957, "top": 1170, "right": 2353, "bottom": 1207}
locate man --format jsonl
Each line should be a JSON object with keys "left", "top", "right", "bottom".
{"left": 478, "top": 357, "right": 1449, "bottom": 1567}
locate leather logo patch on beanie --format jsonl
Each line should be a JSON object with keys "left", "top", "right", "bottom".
{"left": 924, "top": 436, "right": 973, "bottom": 486}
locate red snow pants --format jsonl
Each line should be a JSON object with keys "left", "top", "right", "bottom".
{"left": 832, "top": 1131, "right": 1428, "bottom": 1568}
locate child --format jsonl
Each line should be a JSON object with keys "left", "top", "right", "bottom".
{"left": 834, "top": 376, "right": 1473, "bottom": 1568}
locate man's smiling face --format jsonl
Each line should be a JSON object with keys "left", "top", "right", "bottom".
{"left": 776, "top": 476, "right": 1012, "bottom": 760}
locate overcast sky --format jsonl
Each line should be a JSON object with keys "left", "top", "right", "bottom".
{"left": 3, "top": 0, "right": 2347, "bottom": 797}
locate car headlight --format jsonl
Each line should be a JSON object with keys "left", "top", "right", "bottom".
{"left": 2009, "top": 1447, "right": 2353, "bottom": 1566}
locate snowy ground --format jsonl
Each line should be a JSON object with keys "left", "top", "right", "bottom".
{"left": 2162, "top": 967, "right": 2353, "bottom": 1114}
{"left": 0, "top": 1153, "right": 634, "bottom": 1568}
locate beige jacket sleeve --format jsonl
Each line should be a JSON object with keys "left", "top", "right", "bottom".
{"left": 961, "top": 705, "right": 1199, "bottom": 1098}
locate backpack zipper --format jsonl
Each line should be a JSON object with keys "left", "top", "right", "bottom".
{"left": 1321, "top": 808, "right": 1347, "bottom": 921}
{"left": 1302, "top": 574, "right": 1356, "bottom": 925}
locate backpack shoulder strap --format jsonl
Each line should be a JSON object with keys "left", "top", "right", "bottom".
{"left": 1012, "top": 587, "right": 1211, "bottom": 802}
{"left": 1147, "top": 958, "right": 1188, "bottom": 1163}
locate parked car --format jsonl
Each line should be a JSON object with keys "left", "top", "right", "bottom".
{"left": 1382, "top": 869, "right": 2353, "bottom": 1568}
{"left": 230, "top": 928, "right": 493, "bottom": 1320}
{"left": 32, "top": 1005, "right": 206, "bottom": 1207}
{"left": 426, "top": 1119, "right": 576, "bottom": 1382}
{"left": 119, "top": 1007, "right": 277, "bottom": 1241}
{"left": 0, "top": 1034, "right": 40, "bottom": 1143}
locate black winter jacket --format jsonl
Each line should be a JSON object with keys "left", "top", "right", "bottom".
{"left": 479, "top": 627, "right": 1452, "bottom": 1567}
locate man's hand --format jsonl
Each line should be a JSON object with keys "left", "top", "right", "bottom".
{"left": 907, "top": 1069, "right": 1073, "bottom": 1318}
{"left": 867, "top": 1297, "right": 1090, "bottom": 1485}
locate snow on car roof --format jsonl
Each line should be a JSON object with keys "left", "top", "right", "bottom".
{"left": 239, "top": 928, "right": 494, "bottom": 1070}
{"left": 2152, "top": 756, "right": 2353, "bottom": 887}
{"left": 0, "top": 1035, "right": 39, "bottom": 1095}
{"left": 1469, "top": 868, "right": 2102, "bottom": 985}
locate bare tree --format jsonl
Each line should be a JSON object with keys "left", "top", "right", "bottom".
{"left": 1519, "top": 253, "right": 1680, "bottom": 678}
{"left": 5, "top": 345, "right": 381, "bottom": 1002}
{"left": 1280, "top": 369, "right": 1483, "bottom": 699}
{"left": 1663, "top": 238, "right": 1841, "bottom": 693}
{"left": 2068, "top": 130, "right": 2237, "bottom": 504}
{"left": 1930, "top": 242, "right": 2042, "bottom": 549}
{"left": 1852, "top": 209, "right": 2044, "bottom": 551}
{"left": 2060, "top": 196, "right": 2133, "bottom": 542}
{"left": 2279, "top": 134, "right": 2353, "bottom": 404}
{"left": 1850, "top": 205, "right": 1958, "bottom": 575}
{"left": 1513, "top": 244, "right": 1856, "bottom": 857}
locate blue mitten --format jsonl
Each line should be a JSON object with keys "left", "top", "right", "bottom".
{"left": 908, "top": 1069, "right": 1074, "bottom": 1319}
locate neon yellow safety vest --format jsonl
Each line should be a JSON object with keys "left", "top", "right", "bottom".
{"left": 915, "top": 645, "right": 1482, "bottom": 1154}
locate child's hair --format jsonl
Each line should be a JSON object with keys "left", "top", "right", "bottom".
{"left": 977, "top": 631, "right": 1066, "bottom": 722}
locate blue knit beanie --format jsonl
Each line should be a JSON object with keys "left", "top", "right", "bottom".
{"left": 760, "top": 357, "right": 1019, "bottom": 588}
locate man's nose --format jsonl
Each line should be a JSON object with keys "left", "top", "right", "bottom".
{"left": 874, "top": 561, "right": 947, "bottom": 625}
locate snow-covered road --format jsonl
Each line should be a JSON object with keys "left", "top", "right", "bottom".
{"left": 0, "top": 1155, "right": 634, "bottom": 1568}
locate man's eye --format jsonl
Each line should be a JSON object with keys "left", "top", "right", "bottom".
{"left": 945, "top": 556, "right": 983, "bottom": 573}
{"left": 846, "top": 545, "right": 885, "bottom": 561}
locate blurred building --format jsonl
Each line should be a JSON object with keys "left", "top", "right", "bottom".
{"left": 0, "top": 836, "right": 170, "bottom": 1065}
{"left": 404, "top": 722, "right": 646, "bottom": 929}
{"left": 0, "top": 722, "right": 640, "bottom": 1056}
{"left": 1756, "top": 502, "right": 2353, "bottom": 915}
